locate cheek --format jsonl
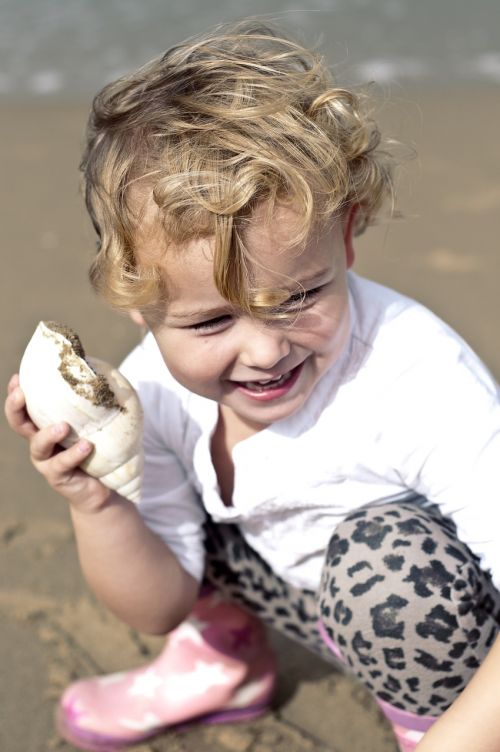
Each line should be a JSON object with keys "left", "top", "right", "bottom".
{"left": 160, "top": 336, "right": 225, "bottom": 389}
{"left": 169, "top": 356, "right": 214, "bottom": 385}
{"left": 297, "top": 299, "right": 350, "bottom": 350}
{"left": 164, "top": 361, "right": 221, "bottom": 399}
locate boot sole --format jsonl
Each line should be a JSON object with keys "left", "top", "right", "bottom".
{"left": 56, "top": 699, "right": 271, "bottom": 751}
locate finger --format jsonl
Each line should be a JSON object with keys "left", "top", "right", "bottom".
{"left": 33, "top": 438, "right": 110, "bottom": 511}
{"left": 48, "top": 439, "right": 95, "bottom": 486}
{"left": 7, "top": 374, "right": 20, "bottom": 393}
{"left": 29, "top": 422, "right": 73, "bottom": 462}
{"left": 4, "top": 386, "right": 38, "bottom": 438}
{"left": 52, "top": 463, "right": 111, "bottom": 512}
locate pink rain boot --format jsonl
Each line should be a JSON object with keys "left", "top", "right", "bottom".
{"left": 391, "top": 724, "right": 425, "bottom": 751}
{"left": 57, "top": 593, "right": 276, "bottom": 751}
{"left": 377, "top": 699, "right": 434, "bottom": 751}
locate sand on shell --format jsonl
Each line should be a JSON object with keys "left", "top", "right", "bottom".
{"left": 42, "top": 320, "right": 122, "bottom": 410}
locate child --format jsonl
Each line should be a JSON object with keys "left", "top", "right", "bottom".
{"left": 5, "top": 19, "right": 500, "bottom": 752}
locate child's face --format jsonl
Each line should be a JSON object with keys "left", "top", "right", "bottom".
{"left": 142, "top": 202, "right": 354, "bottom": 433}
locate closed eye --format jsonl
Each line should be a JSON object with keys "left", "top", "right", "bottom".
{"left": 188, "top": 314, "right": 233, "bottom": 332}
{"left": 279, "top": 285, "right": 324, "bottom": 311}
{"left": 185, "top": 285, "right": 325, "bottom": 331}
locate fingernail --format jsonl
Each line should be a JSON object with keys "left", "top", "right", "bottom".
{"left": 77, "top": 439, "right": 92, "bottom": 453}
{"left": 51, "top": 422, "right": 65, "bottom": 437}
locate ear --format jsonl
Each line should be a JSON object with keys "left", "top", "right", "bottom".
{"left": 343, "top": 204, "right": 359, "bottom": 270}
{"left": 129, "top": 310, "right": 146, "bottom": 327}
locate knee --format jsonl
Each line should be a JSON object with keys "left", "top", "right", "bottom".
{"left": 321, "top": 501, "right": 498, "bottom": 631}
{"left": 319, "top": 503, "right": 449, "bottom": 628}
{"left": 318, "top": 501, "right": 500, "bottom": 705}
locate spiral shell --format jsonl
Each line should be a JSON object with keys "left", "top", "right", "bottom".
{"left": 19, "top": 321, "right": 143, "bottom": 502}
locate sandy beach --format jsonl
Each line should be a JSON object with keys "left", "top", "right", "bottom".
{"left": 1, "top": 86, "right": 499, "bottom": 752}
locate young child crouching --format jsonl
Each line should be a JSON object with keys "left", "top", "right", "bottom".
{"left": 6, "top": 19, "right": 500, "bottom": 752}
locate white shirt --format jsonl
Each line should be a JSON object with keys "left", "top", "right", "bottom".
{"left": 120, "top": 273, "right": 500, "bottom": 591}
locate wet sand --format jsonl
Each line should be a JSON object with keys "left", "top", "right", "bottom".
{"left": 1, "top": 86, "right": 499, "bottom": 752}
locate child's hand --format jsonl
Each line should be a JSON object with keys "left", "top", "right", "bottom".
{"left": 5, "top": 374, "right": 111, "bottom": 512}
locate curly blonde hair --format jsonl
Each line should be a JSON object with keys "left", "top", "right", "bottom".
{"left": 83, "top": 19, "right": 395, "bottom": 316}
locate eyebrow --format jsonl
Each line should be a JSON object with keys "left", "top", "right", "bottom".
{"left": 167, "top": 266, "right": 334, "bottom": 321}
{"left": 167, "top": 304, "right": 233, "bottom": 322}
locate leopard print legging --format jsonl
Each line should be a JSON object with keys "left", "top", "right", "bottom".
{"left": 204, "top": 496, "right": 500, "bottom": 715}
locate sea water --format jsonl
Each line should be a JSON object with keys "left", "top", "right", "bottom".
{"left": 1, "top": 0, "right": 499, "bottom": 99}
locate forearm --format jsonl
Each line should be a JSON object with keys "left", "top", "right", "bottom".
{"left": 5, "top": 381, "right": 199, "bottom": 633}
{"left": 416, "top": 636, "right": 500, "bottom": 752}
{"left": 70, "top": 492, "right": 199, "bottom": 634}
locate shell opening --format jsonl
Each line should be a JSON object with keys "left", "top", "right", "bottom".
{"left": 43, "top": 320, "right": 123, "bottom": 411}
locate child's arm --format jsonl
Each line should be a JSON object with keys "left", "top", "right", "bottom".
{"left": 5, "top": 375, "right": 198, "bottom": 634}
{"left": 416, "top": 635, "right": 500, "bottom": 752}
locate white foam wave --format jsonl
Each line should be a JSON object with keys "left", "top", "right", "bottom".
{"left": 467, "top": 53, "right": 500, "bottom": 81}
{"left": 28, "top": 70, "right": 64, "bottom": 94}
{"left": 353, "top": 57, "right": 430, "bottom": 83}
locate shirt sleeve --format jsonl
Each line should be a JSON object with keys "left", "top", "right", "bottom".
{"left": 394, "top": 333, "right": 500, "bottom": 588}
{"left": 119, "top": 336, "right": 207, "bottom": 582}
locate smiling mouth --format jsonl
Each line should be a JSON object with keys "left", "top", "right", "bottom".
{"left": 241, "top": 370, "right": 294, "bottom": 392}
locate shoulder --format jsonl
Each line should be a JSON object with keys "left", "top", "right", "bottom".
{"left": 347, "top": 272, "right": 498, "bottom": 402}
{"left": 119, "top": 332, "right": 196, "bottom": 445}
{"left": 119, "top": 332, "right": 190, "bottom": 405}
{"left": 119, "top": 331, "right": 180, "bottom": 392}
{"left": 349, "top": 272, "right": 457, "bottom": 350}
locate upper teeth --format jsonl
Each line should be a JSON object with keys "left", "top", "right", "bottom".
{"left": 243, "top": 371, "right": 291, "bottom": 389}
{"left": 256, "top": 376, "right": 282, "bottom": 384}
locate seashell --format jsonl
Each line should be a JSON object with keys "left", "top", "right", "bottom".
{"left": 19, "top": 321, "right": 143, "bottom": 503}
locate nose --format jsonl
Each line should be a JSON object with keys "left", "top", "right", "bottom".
{"left": 238, "top": 319, "right": 291, "bottom": 370}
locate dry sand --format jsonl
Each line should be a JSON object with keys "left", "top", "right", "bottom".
{"left": 1, "top": 86, "right": 499, "bottom": 752}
